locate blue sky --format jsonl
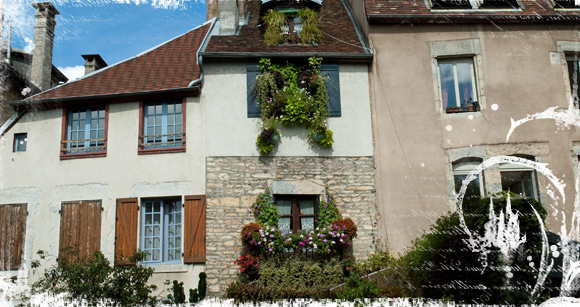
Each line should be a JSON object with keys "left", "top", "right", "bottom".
{"left": 4, "top": 0, "right": 208, "bottom": 81}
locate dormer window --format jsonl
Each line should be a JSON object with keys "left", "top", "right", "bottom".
{"left": 261, "top": 0, "right": 322, "bottom": 46}
{"left": 430, "top": 0, "right": 520, "bottom": 10}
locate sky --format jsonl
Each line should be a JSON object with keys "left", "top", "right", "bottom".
{"left": 3, "top": 0, "right": 208, "bottom": 81}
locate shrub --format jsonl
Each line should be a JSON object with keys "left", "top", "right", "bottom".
{"left": 335, "top": 273, "right": 379, "bottom": 301}
{"left": 395, "top": 194, "right": 549, "bottom": 304}
{"left": 32, "top": 250, "right": 157, "bottom": 306}
{"left": 240, "top": 222, "right": 262, "bottom": 243}
{"left": 332, "top": 218, "right": 358, "bottom": 239}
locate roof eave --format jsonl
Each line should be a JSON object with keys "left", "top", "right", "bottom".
{"left": 11, "top": 86, "right": 201, "bottom": 110}
{"left": 200, "top": 52, "right": 373, "bottom": 63}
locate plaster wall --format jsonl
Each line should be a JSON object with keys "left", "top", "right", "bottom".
{"left": 368, "top": 23, "right": 580, "bottom": 255}
{"left": 0, "top": 96, "right": 206, "bottom": 293}
{"left": 203, "top": 62, "right": 374, "bottom": 157}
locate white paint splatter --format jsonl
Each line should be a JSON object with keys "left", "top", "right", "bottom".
{"left": 468, "top": 115, "right": 474, "bottom": 120}
{"left": 420, "top": 163, "right": 425, "bottom": 168}
{"left": 445, "top": 125, "right": 452, "bottom": 131}
{"left": 491, "top": 104, "right": 499, "bottom": 111}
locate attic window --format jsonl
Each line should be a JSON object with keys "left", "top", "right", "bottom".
{"left": 430, "top": 0, "right": 520, "bottom": 9}
{"left": 552, "top": 0, "right": 580, "bottom": 9}
{"left": 261, "top": 0, "right": 323, "bottom": 46}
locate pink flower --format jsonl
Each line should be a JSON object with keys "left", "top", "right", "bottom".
{"left": 299, "top": 242, "right": 305, "bottom": 246}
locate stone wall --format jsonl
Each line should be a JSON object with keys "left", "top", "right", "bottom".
{"left": 205, "top": 156, "right": 377, "bottom": 296}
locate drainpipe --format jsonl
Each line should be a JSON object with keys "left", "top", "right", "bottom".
{"left": 188, "top": 18, "right": 217, "bottom": 88}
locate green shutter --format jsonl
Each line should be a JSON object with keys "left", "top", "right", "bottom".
{"left": 322, "top": 64, "right": 341, "bottom": 117}
{"left": 247, "top": 65, "right": 261, "bottom": 118}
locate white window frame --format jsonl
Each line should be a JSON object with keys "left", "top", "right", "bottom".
{"left": 453, "top": 160, "right": 485, "bottom": 198}
{"left": 499, "top": 163, "right": 539, "bottom": 200}
{"left": 437, "top": 58, "right": 479, "bottom": 112}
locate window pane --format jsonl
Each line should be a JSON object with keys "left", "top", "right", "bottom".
{"left": 454, "top": 174, "right": 480, "bottom": 202}
{"left": 301, "top": 217, "right": 315, "bottom": 231}
{"left": 279, "top": 217, "right": 291, "bottom": 233}
{"left": 439, "top": 63, "right": 457, "bottom": 108}
{"left": 153, "top": 237, "right": 160, "bottom": 248}
{"left": 300, "top": 200, "right": 315, "bottom": 215}
{"left": 176, "top": 103, "right": 182, "bottom": 113}
{"left": 147, "top": 105, "right": 154, "bottom": 115}
{"left": 278, "top": 200, "right": 292, "bottom": 215}
{"left": 501, "top": 171, "right": 536, "bottom": 198}
{"left": 152, "top": 250, "right": 160, "bottom": 261}
{"left": 155, "top": 105, "right": 162, "bottom": 114}
{"left": 168, "top": 104, "right": 174, "bottom": 114}
{"left": 144, "top": 237, "right": 152, "bottom": 248}
{"left": 456, "top": 62, "right": 475, "bottom": 108}
{"left": 153, "top": 225, "right": 160, "bottom": 236}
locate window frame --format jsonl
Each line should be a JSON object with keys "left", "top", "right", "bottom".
{"left": 140, "top": 197, "right": 183, "bottom": 265}
{"left": 452, "top": 160, "right": 485, "bottom": 201}
{"left": 275, "top": 195, "right": 318, "bottom": 234}
{"left": 13, "top": 133, "right": 27, "bottom": 152}
{"left": 499, "top": 163, "right": 539, "bottom": 200}
{"left": 551, "top": 0, "right": 580, "bottom": 9}
{"left": 60, "top": 105, "right": 108, "bottom": 160}
{"left": 566, "top": 56, "right": 579, "bottom": 108}
{"left": 430, "top": 0, "right": 521, "bottom": 10}
{"left": 138, "top": 99, "right": 186, "bottom": 155}
{"left": 437, "top": 57, "right": 480, "bottom": 114}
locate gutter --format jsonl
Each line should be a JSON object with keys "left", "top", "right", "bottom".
{"left": 188, "top": 17, "right": 217, "bottom": 88}
{"left": 10, "top": 87, "right": 200, "bottom": 109}
{"left": 367, "top": 13, "right": 580, "bottom": 24}
{"left": 200, "top": 52, "right": 373, "bottom": 63}
{"left": 0, "top": 111, "right": 24, "bottom": 138}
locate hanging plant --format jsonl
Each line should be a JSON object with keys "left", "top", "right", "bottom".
{"left": 263, "top": 9, "right": 287, "bottom": 46}
{"left": 251, "top": 57, "right": 334, "bottom": 154}
{"left": 262, "top": 8, "right": 323, "bottom": 46}
{"left": 297, "top": 8, "right": 323, "bottom": 45}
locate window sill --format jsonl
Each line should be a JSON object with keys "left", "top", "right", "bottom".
{"left": 143, "top": 262, "right": 190, "bottom": 273}
{"left": 60, "top": 152, "right": 107, "bottom": 160}
{"left": 138, "top": 147, "right": 186, "bottom": 155}
{"left": 442, "top": 111, "right": 483, "bottom": 118}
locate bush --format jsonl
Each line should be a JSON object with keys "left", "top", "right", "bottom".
{"left": 332, "top": 218, "right": 358, "bottom": 239}
{"left": 394, "top": 194, "right": 549, "bottom": 304}
{"left": 32, "top": 250, "right": 157, "bottom": 306}
{"left": 335, "top": 273, "right": 379, "bottom": 301}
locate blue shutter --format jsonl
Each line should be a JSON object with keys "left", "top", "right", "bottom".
{"left": 247, "top": 65, "right": 261, "bottom": 118}
{"left": 322, "top": 64, "right": 341, "bottom": 117}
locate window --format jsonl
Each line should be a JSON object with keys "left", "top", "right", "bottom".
{"left": 13, "top": 133, "right": 27, "bottom": 152}
{"left": 139, "top": 100, "right": 185, "bottom": 154}
{"left": 247, "top": 64, "right": 341, "bottom": 117}
{"left": 276, "top": 195, "right": 317, "bottom": 233}
{"left": 61, "top": 106, "right": 107, "bottom": 159}
{"left": 552, "top": 0, "right": 580, "bottom": 9}
{"left": 141, "top": 198, "right": 181, "bottom": 263}
{"left": 59, "top": 200, "right": 101, "bottom": 263}
{"left": 567, "top": 57, "right": 579, "bottom": 107}
{"left": 453, "top": 159, "right": 484, "bottom": 202}
{"left": 0, "top": 204, "right": 27, "bottom": 271}
{"left": 500, "top": 163, "right": 538, "bottom": 199}
{"left": 430, "top": 0, "right": 520, "bottom": 9}
{"left": 438, "top": 58, "right": 479, "bottom": 113}
{"left": 115, "top": 196, "right": 205, "bottom": 265}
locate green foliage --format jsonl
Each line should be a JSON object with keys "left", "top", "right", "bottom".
{"left": 189, "top": 288, "right": 199, "bottom": 303}
{"left": 317, "top": 189, "right": 342, "bottom": 229}
{"left": 168, "top": 280, "right": 185, "bottom": 305}
{"left": 198, "top": 272, "right": 207, "bottom": 300}
{"left": 252, "top": 57, "right": 333, "bottom": 154}
{"left": 354, "top": 248, "right": 396, "bottom": 276}
{"left": 259, "top": 256, "right": 343, "bottom": 292}
{"left": 394, "top": 194, "right": 549, "bottom": 304}
{"left": 32, "top": 250, "right": 157, "bottom": 306}
{"left": 335, "top": 273, "right": 379, "bottom": 301}
{"left": 250, "top": 189, "right": 279, "bottom": 228}
{"left": 263, "top": 9, "right": 287, "bottom": 46}
{"left": 297, "top": 8, "right": 323, "bottom": 45}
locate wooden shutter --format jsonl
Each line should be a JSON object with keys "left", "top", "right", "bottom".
{"left": 59, "top": 200, "right": 101, "bottom": 263}
{"left": 568, "top": 60, "right": 579, "bottom": 106}
{"left": 115, "top": 198, "right": 138, "bottom": 265}
{"left": 0, "top": 204, "right": 27, "bottom": 271}
{"left": 247, "top": 65, "right": 262, "bottom": 118}
{"left": 183, "top": 195, "right": 206, "bottom": 263}
{"left": 322, "top": 64, "right": 341, "bottom": 117}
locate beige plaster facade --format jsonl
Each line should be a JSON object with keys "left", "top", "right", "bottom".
{"left": 359, "top": 22, "right": 580, "bottom": 255}
{"left": 0, "top": 97, "right": 207, "bottom": 294}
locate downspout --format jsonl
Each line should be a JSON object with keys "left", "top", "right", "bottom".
{"left": 188, "top": 18, "right": 217, "bottom": 88}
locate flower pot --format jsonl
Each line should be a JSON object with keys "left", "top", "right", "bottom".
{"left": 312, "top": 131, "right": 324, "bottom": 142}
{"left": 270, "top": 133, "right": 280, "bottom": 144}
{"left": 467, "top": 104, "right": 474, "bottom": 111}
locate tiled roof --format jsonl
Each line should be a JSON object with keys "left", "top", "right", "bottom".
{"left": 25, "top": 22, "right": 213, "bottom": 102}
{"left": 204, "top": 0, "right": 370, "bottom": 57}
{"left": 365, "top": 0, "right": 580, "bottom": 23}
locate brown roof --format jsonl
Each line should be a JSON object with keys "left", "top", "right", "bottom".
{"left": 25, "top": 22, "right": 213, "bottom": 103}
{"left": 203, "top": 0, "right": 371, "bottom": 59}
{"left": 365, "top": 0, "right": 580, "bottom": 23}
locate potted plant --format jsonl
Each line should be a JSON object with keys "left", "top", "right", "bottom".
{"left": 446, "top": 106, "right": 461, "bottom": 113}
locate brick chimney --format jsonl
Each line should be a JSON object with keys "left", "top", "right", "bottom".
{"left": 207, "top": 0, "right": 218, "bottom": 20}
{"left": 218, "top": 0, "right": 238, "bottom": 35}
{"left": 31, "top": 2, "right": 59, "bottom": 91}
{"left": 81, "top": 54, "right": 107, "bottom": 75}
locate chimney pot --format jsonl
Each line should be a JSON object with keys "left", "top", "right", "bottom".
{"left": 31, "top": 2, "right": 59, "bottom": 91}
{"left": 81, "top": 54, "right": 107, "bottom": 75}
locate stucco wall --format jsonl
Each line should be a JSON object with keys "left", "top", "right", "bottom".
{"left": 0, "top": 96, "right": 206, "bottom": 294}
{"left": 203, "top": 62, "right": 374, "bottom": 157}
{"left": 368, "top": 23, "right": 580, "bottom": 255}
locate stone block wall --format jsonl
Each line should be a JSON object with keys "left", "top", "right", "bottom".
{"left": 205, "top": 156, "right": 377, "bottom": 296}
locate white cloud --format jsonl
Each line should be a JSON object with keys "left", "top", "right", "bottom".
{"left": 58, "top": 65, "right": 85, "bottom": 81}
{"left": 23, "top": 37, "right": 34, "bottom": 53}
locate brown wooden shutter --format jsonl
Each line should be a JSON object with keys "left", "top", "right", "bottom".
{"left": 115, "top": 198, "right": 138, "bottom": 265}
{"left": 59, "top": 200, "right": 101, "bottom": 263}
{"left": 0, "top": 204, "right": 27, "bottom": 271}
{"left": 183, "top": 195, "right": 206, "bottom": 263}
